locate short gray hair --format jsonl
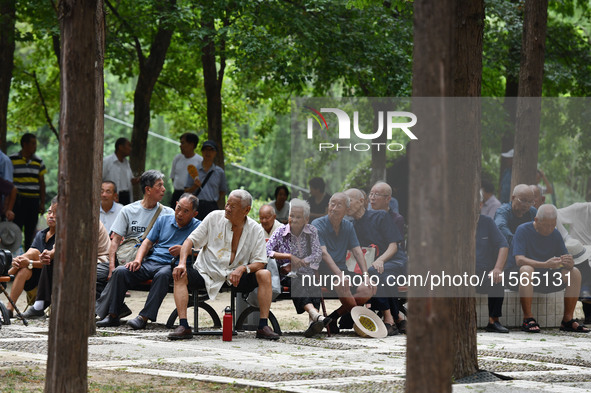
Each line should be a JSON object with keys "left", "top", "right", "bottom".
{"left": 512, "top": 183, "right": 531, "bottom": 196}
{"left": 140, "top": 170, "right": 165, "bottom": 194}
{"left": 289, "top": 198, "right": 310, "bottom": 219}
{"left": 372, "top": 181, "right": 392, "bottom": 197}
{"left": 331, "top": 192, "right": 350, "bottom": 208}
{"left": 229, "top": 189, "right": 252, "bottom": 208}
{"left": 179, "top": 193, "right": 199, "bottom": 212}
{"left": 536, "top": 204, "right": 557, "bottom": 221}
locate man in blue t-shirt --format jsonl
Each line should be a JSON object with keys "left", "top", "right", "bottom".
{"left": 97, "top": 194, "right": 200, "bottom": 329}
{"left": 508, "top": 204, "right": 588, "bottom": 333}
{"left": 311, "top": 192, "right": 376, "bottom": 334}
{"left": 494, "top": 184, "right": 537, "bottom": 246}
{"left": 346, "top": 188, "right": 407, "bottom": 335}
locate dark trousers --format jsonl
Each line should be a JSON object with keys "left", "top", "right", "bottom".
{"left": 100, "top": 259, "right": 172, "bottom": 321}
{"left": 118, "top": 191, "right": 131, "bottom": 205}
{"left": 13, "top": 195, "right": 40, "bottom": 250}
{"left": 36, "top": 263, "right": 53, "bottom": 305}
{"left": 96, "top": 262, "right": 110, "bottom": 300}
{"left": 476, "top": 269, "right": 505, "bottom": 318}
{"left": 196, "top": 200, "right": 219, "bottom": 221}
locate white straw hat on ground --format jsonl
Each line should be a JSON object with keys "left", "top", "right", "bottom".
{"left": 350, "top": 306, "right": 387, "bottom": 338}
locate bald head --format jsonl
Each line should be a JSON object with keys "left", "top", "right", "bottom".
{"left": 259, "top": 204, "right": 276, "bottom": 233}
{"left": 345, "top": 188, "right": 365, "bottom": 218}
{"left": 530, "top": 185, "right": 545, "bottom": 209}
{"left": 369, "top": 182, "right": 392, "bottom": 211}
{"left": 511, "top": 184, "right": 535, "bottom": 218}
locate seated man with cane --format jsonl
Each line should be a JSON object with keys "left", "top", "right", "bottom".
{"left": 168, "top": 189, "right": 279, "bottom": 340}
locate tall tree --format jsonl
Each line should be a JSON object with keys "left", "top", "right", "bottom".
{"left": 407, "top": 0, "right": 482, "bottom": 390}
{"left": 511, "top": 0, "right": 548, "bottom": 189}
{"left": 105, "top": 0, "right": 176, "bottom": 199}
{"left": 451, "top": 0, "right": 484, "bottom": 379}
{"left": 46, "top": 0, "right": 104, "bottom": 391}
{"left": 0, "top": 0, "right": 15, "bottom": 152}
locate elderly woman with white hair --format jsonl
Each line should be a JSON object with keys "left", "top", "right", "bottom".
{"left": 266, "top": 198, "right": 331, "bottom": 337}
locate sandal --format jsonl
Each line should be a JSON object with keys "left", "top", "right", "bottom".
{"left": 560, "top": 319, "right": 590, "bottom": 333}
{"left": 521, "top": 317, "right": 540, "bottom": 333}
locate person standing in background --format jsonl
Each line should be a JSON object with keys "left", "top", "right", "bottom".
{"left": 103, "top": 137, "right": 139, "bottom": 205}
{"left": 10, "top": 133, "right": 46, "bottom": 250}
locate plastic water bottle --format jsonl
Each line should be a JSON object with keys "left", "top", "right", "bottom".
{"left": 222, "top": 306, "right": 232, "bottom": 341}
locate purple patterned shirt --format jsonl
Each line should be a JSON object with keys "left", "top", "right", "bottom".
{"left": 266, "top": 223, "right": 322, "bottom": 276}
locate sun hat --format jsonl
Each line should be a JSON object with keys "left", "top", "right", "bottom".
{"left": 565, "top": 238, "right": 591, "bottom": 265}
{"left": 0, "top": 222, "right": 22, "bottom": 254}
{"left": 350, "top": 306, "right": 387, "bottom": 338}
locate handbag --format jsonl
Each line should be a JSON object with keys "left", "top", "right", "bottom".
{"left": 116, "top": 204, "right": 163, "bottom": 264}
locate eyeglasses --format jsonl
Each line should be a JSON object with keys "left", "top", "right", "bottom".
{"left": 516, "top": 197, "right": 533, "bottom": 206}
{"left": 369, "top": 192, "right": 388, "bottom": 198}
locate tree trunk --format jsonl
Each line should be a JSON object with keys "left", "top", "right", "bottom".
{"left": 370, "top": 99, "right": 388, "bottom": 185}
{"left": 201, "top": 10, "right": 226, "bottom": 170}
{"left": 407, "top": 1, "right": 457, "bottom": 392}
{"left": 129, "top": 0, "right": 176, "bottom": 199}
{"left": 46, "top": 0, "right": 103, "bottom": 391}
{"left": 450, "top": 0, "right": 483, "bottom": 380}
{"left": 0, "top": 0, "right": 15, "bottom": 152}
{"left": 511, "top": 0, "right": 548, "bottom": 190}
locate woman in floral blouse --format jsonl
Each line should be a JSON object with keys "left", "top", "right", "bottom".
{"left": 266, "top": 198, "right": 331, "bottom": 337}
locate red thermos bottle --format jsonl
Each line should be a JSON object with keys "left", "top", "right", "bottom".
{"left": 223, "top": 306, "right": 232, "bottom": 341}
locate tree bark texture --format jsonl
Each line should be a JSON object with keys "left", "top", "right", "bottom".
{"left": 450, "top": 0, "right": 483, "bottom": 380}
{"left": 46, "top": 0, "right": 103, "bottom": 391}
{"left": 129, "top": 0, "right": 176, "bottom": 199}
{"left": 408, "top": 0, "right": 482, "bottom": 390}
{"left": 370, "top": 100, "right": 388, "bottom": 185}
{"left": 201, "top": 10, "right": 226, "bottom": 170}
{"left": 511, "top": 0, "right": 548, "bottom": 190}
{"left": 0, "top": 0, "right": 15, "bottom": 152}
{"left": 407, "top": 1, "right": 457, "bottom": 392}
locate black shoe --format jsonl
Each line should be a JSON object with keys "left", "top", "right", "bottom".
{"left": 327, "top": 319, "right": 340, "bottom": 335}
{"left": 256, "top": 325, "right": 280, "bottom": 340}
{"left": 96, "top": 314, "right": 120, "bottom": 327}
{"left": 395, "top": 319, "right": 407, "bottom": 334}
{"left": 168, "top": 325, "right": 193, "bottom": 340}
{"left": 339, "top": 312, "right": 353, "bottom": 329}
{"left": 118, "top": 303, "right": 132, "bottom": 319}
{"left": 385, "top": 323, "right": 399, "bottom": 336}
{"left": 22, "top": 307, "right": 46, "bottom": 320}
{"left": 304, "top": 320, "right": 325, "bottom": 338}
{"left": 127, "top": 315, "right": 148, "bottom": 330}
{"left": 485, "top": 321, "right": 509, "bottom": 333}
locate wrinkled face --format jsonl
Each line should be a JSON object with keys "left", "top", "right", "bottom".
{"left": 175, "top": 198, "right": 197, "bottom": 227}
{"left": 328, "top": 195, "right": 348, "bottom": 221}
{"left": 534, "top": 217, "right": 556, "bottom": 237}
{"left": 369, "top": 184, "right": 390, "bottom": 211}
{"left": 225, "top": 195, "right": 250, "bottom": 224}
{"left": 101, "top": 183, "right": 117, "bottom": 204}
{"left": 276, "top": 189, "right": 288, "bottom": 204}
{"left": 259, "top": 206, "right": 276, "bottom": 233}
{"left": 345, "top": 191, "right": 364, "bottom": 217}
{"left": 288, "top": 206, "right": 307, "bottom": 234}
{"left": 146, "top": 179, "right": 166, "bottom": 202}
{"left": 46, "top": 204, "right": 57, "bottom": 229}
{"left": 511, "top": 190, "right": 534, "bottom": 217}
{"left": 180, "top": 136, "right": 195, "bottom": 157}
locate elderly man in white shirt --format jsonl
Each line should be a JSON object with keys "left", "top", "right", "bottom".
{"left": 168, "top": 189, "right": 279, "bottom": 340}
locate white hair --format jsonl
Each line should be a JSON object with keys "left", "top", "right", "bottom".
{"left": 536, "top": 204, "right": 557, "bottom": 220}
{"left": 331, "top": 192, "right": 350, "bottom": 208}
{"left": 289, "top": 198, "right": 310, "bottom": 218}
{"left": 372, "top": 181, "right": 392, "bottom": 197}
{"left": 229, "top": 189, "right": 252, "bottom": 208}
{"left": 512, "top": 184, "right": 531, "bottom": 196}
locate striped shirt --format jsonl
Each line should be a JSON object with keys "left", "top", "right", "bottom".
{"left": 10, "top": 152, "right": 47, "bottom": 198}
